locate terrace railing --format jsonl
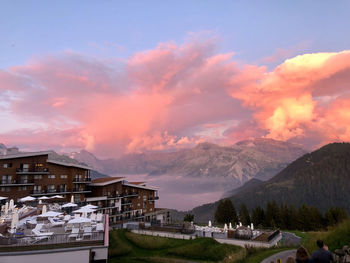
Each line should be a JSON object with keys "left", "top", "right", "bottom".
{"left": 0, "top": 231, "right": 104, "bottom": 249}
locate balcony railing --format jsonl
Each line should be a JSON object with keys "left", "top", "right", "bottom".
{"left": 0, "top": 180, "right": 35, "bottom": 185}
{"left": 122, "top": 192, "right": 139, "bottom": 197}
{"left": 73, "top": 188, "right": 91, "bottom": 193}
{"left": 31, "top": 188, "right": 71, "bottom": 195}
{"left": 16, "top": 168, "right": 49, "bottom": 174}
{"left": 73, "top": 178, "right": 92, "bottom": 183}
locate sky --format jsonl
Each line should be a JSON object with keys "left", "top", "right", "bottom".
{"left": 1, "top": 1, "right": 350, "bottom": 158}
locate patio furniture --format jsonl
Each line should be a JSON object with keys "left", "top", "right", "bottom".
{"left": 96, "top": 223, "right": 104, "bottom": 232}
{"left": 68, "top": 227, "right": 79, "bottom": 240}
{"left": 82, "top": 226, "right": 92, "bottom": 239}
{"left": 48, "top": 217, "right": 65, "bottom": 227}
{"left": 96, "top": 213, "right": 103, "bottom": 222}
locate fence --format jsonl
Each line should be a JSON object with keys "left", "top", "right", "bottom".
{"left": 0, "top": 231, "right": 104, "bottom": 248}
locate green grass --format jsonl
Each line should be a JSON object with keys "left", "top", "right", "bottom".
{"left": 109, "top": 229, "right": 244, "bottom": 262}
{"left": 235, "top": 247, "right": 291, "bottom": 263}
{"left": 109, "top": 221, "right": 350, "bottom": 263}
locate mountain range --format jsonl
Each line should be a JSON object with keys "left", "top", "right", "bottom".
{"left": 188, "top": 142, "right": 350, "bottom": 223}
{"left": 69, "top": 138, "right": 307, "bottom": 185}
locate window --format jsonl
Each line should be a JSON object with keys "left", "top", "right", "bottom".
{"left": 22, "top": 164, "right": 29, "bottom": 172}
{"left": 1, "top": 187, "right": 5, "bottom": 192}
{"left": 137, "top": 203, "right": 140, "bottom": 207}
{"left": 60, "top": 175, "right": 67, "bottom": 179}
{"left": 20, "top": 186, "right": 27, "bottom": 191}
{"left": 2, "top": 163, "right": 12, "bottom": 168}
{"left": 34, "top": 175, "right": 42, "bottom": 180}
{"left": 48, "top": 175, "right": 55, "bottom": 179}
{"left": 143, "top": 195, "right": 147, "bottom": 201}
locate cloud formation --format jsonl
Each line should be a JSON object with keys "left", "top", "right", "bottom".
{"left": 1, "top": 38, "right": 350, "bottom": 157}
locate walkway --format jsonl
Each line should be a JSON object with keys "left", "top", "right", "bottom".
{"left": 261, "top": 249, "right": 296, "bottom": 263}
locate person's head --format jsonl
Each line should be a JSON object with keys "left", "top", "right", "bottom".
{"left": 296, "top": 246, "right": 310, "bottom": 261}
{"left": 316, "top": 239, "right": 324, "bottom": 248}
{"left": 286, "top": 256, "right": 296, "bottom": 263}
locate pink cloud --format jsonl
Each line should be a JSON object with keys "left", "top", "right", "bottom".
{"left": 1, "top": 37, "right": 350, "bottom": 158}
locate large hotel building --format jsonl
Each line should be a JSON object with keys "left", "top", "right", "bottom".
{"left": 0, "top": 151, "right": 170, "bottom": 224}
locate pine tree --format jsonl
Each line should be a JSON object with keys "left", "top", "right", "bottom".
{"left": 184, "top": 213, "right": 194, "bottom": 222}
{"left": 251, "top": 205, "right": 265, "bottom": 228}
{"left": 325, "top": 207, "right": 348, "bottom": 227}
{"left": 239, "top": 203, "right": 251, "bottom": 226}
{"left": 265, "top": 201, "right": 280, "bottom": 228}
{"left": 214, "top": 199, "right": 238, "bottom": 224}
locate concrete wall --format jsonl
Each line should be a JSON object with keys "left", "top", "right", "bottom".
{"left": 132, "top": 229, "right": 195, "bottom": 240}
{"left": 215, "top": 233, "right": 282, "bottom": 248}
{"left": 131, "top": 230, "right": 282, "bottom": 248}
{"left": 0, "top": 246, "right": 108, "bottom": 263}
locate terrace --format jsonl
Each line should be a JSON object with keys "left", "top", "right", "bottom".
{"left": 0, "top": 199, "right": 108, "bottom": 252}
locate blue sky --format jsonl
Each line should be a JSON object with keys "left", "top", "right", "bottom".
{"left": 1, "top": 0, "right": 350, "bottom": 69}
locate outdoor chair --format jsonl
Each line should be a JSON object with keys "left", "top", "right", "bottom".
{"left": 48, "top": 217, "right": 65, "bottom": 227}
{"left": 96, "top": 213, "right": 103, "bottom": 222}
{"left": 65, "top": 223, "right": 73, "bottom": 232}
{"left": 82, "top": 226, "right": 92, "bottom": 239}
{"left": 96, "top": 223, "right": 104, "bottom": 232}
{"left": 68, "top": 227, "right": 79, "bottom": 240}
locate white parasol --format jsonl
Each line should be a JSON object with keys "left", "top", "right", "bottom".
{"left": 68, "top": 217, "right": 91, "bottom": 224}
{"left": 223, "top": 223, "right": 228, "bottom": 232}
{"left": 10, "top": 211, "right": 18, "bottom": 229}
{"left": 38, "top": 211, "right": 62, "bottom": 217}
{"left": 62, "top": 202, "right": 78, "bottom": 208}
{"left": 51, "top": 195, "right": 64, "bottom": 199}
{"left": 38, "top": 196, "right": 50, "bottom": 200}
{"left": 20, "top": 196, "right": 36, "bottom": 202}
{"left": 0, "top": 196, "right": 8, "bottom": 201}
{"left": 73, "top": 207, "right": 96, "bottom": 213}
{"left": 81, "top": 204, "right": 98, "bottom": 209}
{"left": 70, "top": 195, "right": 74, "bottom": 203}
{"left": 42, "top": 205, "right": 47, "bottom": 214}
{"left": 208, "top": 220, "right": 212, "bottom": 228}
{"left": 4, "top": 202, "right": 8, "bottom": 215}
{"left": 9, "top": 199, "right": 14, "bottom": 211}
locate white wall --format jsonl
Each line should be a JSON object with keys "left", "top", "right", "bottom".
{"left": 0, "top": 249, "right": 90, "bottom": 263}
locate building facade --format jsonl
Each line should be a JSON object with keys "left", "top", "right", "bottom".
{"left": 0, "top": 152, "right": 91, "bottom": 203}
{"left": 0, "top": 152, "right": 163, "bottom": 224}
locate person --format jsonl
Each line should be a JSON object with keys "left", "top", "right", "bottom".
{"left": 296, "top": 246, "right": 312, "bottom": 263}
{"left": 286, "top": 256, "right": 297, "bottom": 263}
{"left": 311, "top": 240, "right": 333, "bottom": 263}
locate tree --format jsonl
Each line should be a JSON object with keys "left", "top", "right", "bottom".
{"left": 215, "top": 199, "right": 238, "bottom": 224}
{"left": 184, "top": 213, "right": 194, "bottom": 222}
{"left": 239, "top": 203, "right": 251, "bottom": 226}
{"left": 325, "top": 207, "right": 348, "bottom": 227}
{"left": 251, "top": 206, "right": 265, "bottom": 228}
{"left": 265, "top": 201, "right": 280, "bottom": 228}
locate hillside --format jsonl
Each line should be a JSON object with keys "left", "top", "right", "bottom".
{"left": 191, "top": 142, "right": 350, "bottom": 223}
{"left": 71, "top": 138, "right": 306, "bottom": 184}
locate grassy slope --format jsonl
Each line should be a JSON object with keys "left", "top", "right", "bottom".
{"left": 108, "top": 220, "right": 350, "bottom": 263}
{"left": 109, "top": 229, "right": 244, "bottom": 263}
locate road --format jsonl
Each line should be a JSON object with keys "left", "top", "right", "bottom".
{"left": 261, "top": 249, "right": 297, "bottom": 263}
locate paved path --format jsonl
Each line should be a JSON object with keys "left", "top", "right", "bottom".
{"left": 261, "top": 249, "right": 296, "bottom": 263}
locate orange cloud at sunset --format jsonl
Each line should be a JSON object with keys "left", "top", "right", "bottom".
{"left": 1, "top": 39, "right": 350, "bottom": 157}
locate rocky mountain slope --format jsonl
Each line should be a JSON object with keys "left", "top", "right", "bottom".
{"left": 190, "top": 142, "right": 350, "bottom": 223}
{"left": 71, "top": 138, "right": 306, "bottom": 184}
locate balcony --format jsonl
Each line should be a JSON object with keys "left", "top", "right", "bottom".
{"left": 0, "top": 180, "right": 35, "bottom": 186}
{"left": 122, "top": 192, "right": 139, "bottom": 198}
{"left": 16, "top": 168, "right": 49, "bottom": 174}
{"left": 73, "top": 188, "right": 91, "bottom": 193}
{"left": 73, "top": 177, "right": 92, "bottom": 183}
{"left": 30, "top": 188, "right": 71, "bottom": 196}
{"left": 121, "top": 202, "right": 132, "bottom": 206}
{"left": 148, "top": 196, "right": 159, "bottom": 201}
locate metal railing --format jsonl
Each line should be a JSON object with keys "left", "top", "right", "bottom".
{"left": 0, "top": 231, "right": 104, "bottom": 248}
